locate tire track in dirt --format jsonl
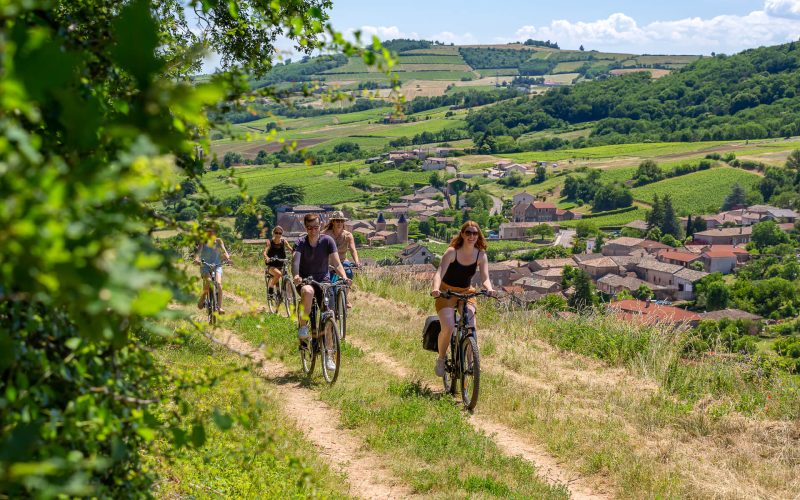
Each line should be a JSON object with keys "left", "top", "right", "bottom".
{"left": 209, "top": 327, "right": 416, "bottom": 500}
{"left": 345, "top": 335, "right": 609, "bottom": 500}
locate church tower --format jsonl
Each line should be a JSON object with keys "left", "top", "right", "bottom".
{"left": 376, "top": 212, "right": 386, "bottom": 232}
{"left": 397, "top": 213, "right": 408, "bottom": 243}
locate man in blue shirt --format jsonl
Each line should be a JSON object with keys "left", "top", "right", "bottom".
{"left": 292, "top": 213, "right": 350, "bottom": 346}
{"left": 193, "top": 227, "right": 231, "bottom": 313}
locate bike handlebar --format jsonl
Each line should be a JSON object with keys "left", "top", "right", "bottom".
{"left": 437, "top": 289, "right": 495, "bottom": 299}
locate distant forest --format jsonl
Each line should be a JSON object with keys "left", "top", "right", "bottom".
{"left": 467, "top": 42, "right": 800, "bottom": 151}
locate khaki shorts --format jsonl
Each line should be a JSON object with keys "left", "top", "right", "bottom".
{"left": 435, "top": 282, "right": 477, "bottom": 313}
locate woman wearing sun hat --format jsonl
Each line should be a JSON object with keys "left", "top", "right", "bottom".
{"left": 323, "top": 211, "right": 360, "bottom": 307}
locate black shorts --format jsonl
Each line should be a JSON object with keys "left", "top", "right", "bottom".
{"left": 296, "top": 281, "right": 329, "bottom": 308}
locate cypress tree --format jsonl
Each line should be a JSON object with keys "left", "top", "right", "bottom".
{"left": 661, "top": 194, "right": 684, "bottom": 239}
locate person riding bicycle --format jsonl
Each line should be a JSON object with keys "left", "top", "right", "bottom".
{"left": 293, "top": 213, "right": 351, "bottom": 347}
{"left": 430, "top": 221, "right": 494, "bottom": 377}
{"left": 322, "top": 211, "right": 360, "bottom": 308}
{"left": 194, "top": 227, "right": 231, "bottom": 314}
{"left": 263, "top": 225, "right": 293, "bottom": 299}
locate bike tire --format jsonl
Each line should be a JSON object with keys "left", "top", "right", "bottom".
{"left": 443, "top": 340, "right": 457, "bottom": 395}
{"left": 283, "top": 279, "right": 297, "bottom": 319}
{"left": 265, "top": 271, "right": 280, "bottom": 314}
{"left": 207, "top": 287, "right": 216, "bottom": 325}
{"left": 460, "top": 333, "right": 481, "bottom": 411}
{"left": 320, "top": 317, "right": 340, "bottom": 385}
{"left": 300, "top": 338, "right": 315, "bottom": 375}
{"left": 335, "top": 288, "right": 347, "bottom": 340}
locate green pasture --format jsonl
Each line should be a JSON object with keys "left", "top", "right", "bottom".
{"left": 630, "top": 167, "right": 761, "bottom": 215}
{"left": 200, "top": 162, "right": 366, "bottom": 203}
{"left": 500, "top": 140, "right": 736, "bottom": 162}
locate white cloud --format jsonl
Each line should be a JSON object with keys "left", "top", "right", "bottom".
{"left": 765, "top": 0, "right": 800, "bottom": 19}
{"left": 505, "top": 7, "right": 800, "bottom": 54}
{"left": 428, "top": 31, "right": 479, "bottom": 45}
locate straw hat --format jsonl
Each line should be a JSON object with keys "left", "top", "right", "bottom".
{"left": 329, "top": 210, "right": 347, "bottom": 221}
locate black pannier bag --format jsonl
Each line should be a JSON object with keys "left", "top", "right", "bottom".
{"left": 422, "top": 316, "right": 440, "bottom": 352}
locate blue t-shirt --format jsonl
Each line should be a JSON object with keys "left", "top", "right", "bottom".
{"left": 295, "top": 234, "right": 338, "bottom": 282}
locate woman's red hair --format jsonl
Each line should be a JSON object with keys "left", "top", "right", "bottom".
{"left": 449, "top": 221, "right": 487, "bottom": 250}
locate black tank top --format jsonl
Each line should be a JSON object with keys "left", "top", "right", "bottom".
{"left": 442, "top": 249, "right": 480, "bottom": 288}
{"left": 267, "top": 239, "right": 286, "bottom": 259}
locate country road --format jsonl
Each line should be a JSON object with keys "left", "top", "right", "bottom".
{"left": 489, "top": 194, "right": 502, "bottom": 215}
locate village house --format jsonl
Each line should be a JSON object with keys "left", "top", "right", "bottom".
{"left": 607, "top": 300, "right": 701, "bottom": 327}
{"left": 421, "top": 157, "right": 448, "bottom": 171}
{"left": 511, "top": 200, "right": 580, "bottom": 223}
{"left": 656, "top": 248, "right": 701, "bottom": 268}
{"left": 365, "top": 212, "right": 409, "bottom": 246}
{"left": 395, "top": 242, "right": 434, "bottom": 265}
{"left": 508, "top": 265, "right": 533, "bottom": 284}
{"left": 672, "top": 267, "right": 708, "bottom": 300}
{"left": 499, "top": 221, "right": 559, "bottom": 240}
{"left": 532, "top": 267, "right": 564, "bottom": 281}
{"left": 635, "top": 260, "right": 683, "bottom": 287}
{"left": 578, "top": 256, "right": 621, "bottom": 279}
{"left": 527, "top": 257, "right": 576, "bottom": 272}
{"left": 692, "top": 226, "right": 752, "bottom": 245}
{"left": 602, "top": 237, "right": 645, "bottom": 256}
{"left": 596, "top": 274, "right": 667, "bottom": 299}
{"left": 623, "top": 219, "right": 649, "bottom": 234}
{"left": 513, "top": 277, "right": 561, "bottom": 294}
{"left": 698, "top": 309, "right": 764, "bottom": 334}
{"left": 512, "top": 191, "right": 535, "bottom": 206}
{"left": 700, "top": 247, "right": 738, "bottom": 274}
{"left": 472, "top": 262, "right": 513, "bottom": 288}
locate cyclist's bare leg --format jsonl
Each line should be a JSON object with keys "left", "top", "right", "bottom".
{"left": 298, "top": 285, "right": 315, "bottom": 327}
{"left": 214, "top": 272, "right": 224, "bottom": 313}
{"left": 436, "top": 307, "right": 456, "bottom": 359}
{"left": 465, "top": 304, "right": 477, "bottom": 330}
{"left": 268, "top": 267, "right": 281, "bottom": 289}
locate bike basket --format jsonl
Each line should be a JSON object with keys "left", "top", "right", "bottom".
{"left": 422, "top": 316, "right": 440, "bottom": 352}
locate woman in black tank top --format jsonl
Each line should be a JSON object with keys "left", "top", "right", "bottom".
{"left": 429, "top": 222, "right": 495, "bottom": 377}
{"left": 263, "top": 226, "right": 293, "bottom": 294}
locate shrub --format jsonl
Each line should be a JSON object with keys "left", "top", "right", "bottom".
{"left": 177, "top": 206, "right": 199, "bottom": 221}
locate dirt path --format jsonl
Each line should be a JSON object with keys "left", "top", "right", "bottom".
{"left": 346, "top": 335, "right": 608, "bottom": 500}
{"left": 209, "top": 327, "right": 416, "bottom": 500}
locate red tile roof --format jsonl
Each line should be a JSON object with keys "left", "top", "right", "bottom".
{"left": 607, "top": 299, "right": 701, "bottom": 324}
{"left": 657, "top": 250, "right": 699, "bottom": 262}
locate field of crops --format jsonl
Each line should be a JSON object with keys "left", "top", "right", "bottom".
{"left": 560, "top": 207, "right": 649, "bottom": 229}
{"left": 630, "top": 167, "right": 761, "bottom": 215}
{"left": 402, "top": 46, "right": 460, "bottom": 55}
{"left": 477, "top": 68, "right": 519, "bottom": 77}
{"left": 397, "top": 55, "right": 465, "bottom": 65}
{"left": 321, "top": 70, "right": 475, "bottom": 82}
{"left": 395, "top": 63, "right": 473, "bottom": 72}
{"left": 552, "top": 61, "right": 586, "bottom": 73}
{"left": 322, "top": 58, "right": 376, "bottom": 74}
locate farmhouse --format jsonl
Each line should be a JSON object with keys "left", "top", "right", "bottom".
{"left": 656, "top": 249, "right": 701, "bottom": 267}
{"left": 395, "top": 242, "right": 434, "bottom": 265}
{"left": 602, "top": 237, "right": 644, "bottom": 256}
{"left": 511, "top": 201, "right": 580, "bottom": 223}
{"left": 596, "top": 274, "right": 666, "bottom": 299}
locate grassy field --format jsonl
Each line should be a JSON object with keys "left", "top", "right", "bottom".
{"left": 560, "top": 207, "right": 649, "bottom": 228}
{"left": 397, "top": 54, "right": 466, "bottom": 65}
{"left": 630, "top": 167, "right": 762, "bottom": 214}
{"left": 501, "top": 140, "right": 738, "bottom": 162}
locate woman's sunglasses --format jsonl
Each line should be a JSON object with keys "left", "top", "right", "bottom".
{"left": 463, "top": 230, "right": 479, "bottom": 236}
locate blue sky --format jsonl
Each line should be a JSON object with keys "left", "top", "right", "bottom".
{"left": 325, "top": 0, "right": 800, "bottom": 54}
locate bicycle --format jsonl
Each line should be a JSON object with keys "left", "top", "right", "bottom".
{"left": 297, "top": 278, "right": 340, "bottom": 384}
{"left": 265, "top": 257, "right": 297, "bottom": 318}
{"left": 329, "top": 263, "right": 358, "bottom": 340}
{"left": 438, "top": 289, "right": 492, "bottom": 411}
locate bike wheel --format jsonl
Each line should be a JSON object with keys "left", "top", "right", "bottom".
{"left": 320, "top": 317, "right": 340, "bottom": 385}
{"left": 265, "top": 272, "right": 279, "bottom": 314}
{"left": 207, "top": 290, "right": 216, "bottom": 325}
{"left": 283, "top": 279, "right": 297, "bottom": 319}
{"left": 460, "top": 333, "right": 481, "bottom": 411}
{"left": 335, "top": 288, "right": 347, "bottom": 340}
{"left": 300, "top": 339, "right": 315, "bottom": 375}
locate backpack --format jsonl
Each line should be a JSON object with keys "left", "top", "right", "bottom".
{"left": 422, "top": 316, "right": 440, "bottom": 352}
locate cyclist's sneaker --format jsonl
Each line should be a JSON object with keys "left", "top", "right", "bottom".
{"left": 297, "top": 325, "right": 310, "bottom": 341}
{"left": 325, "top": 351, "right": 337, "bottom": 372}
{"left": 218, "top": 308, "right": 225, "bottom": 314}
{"left": 197, "top": 296, "right": 205, "bottom": 310}
{"left": 435, "top": 357, "right": 446, "bottom": 377}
